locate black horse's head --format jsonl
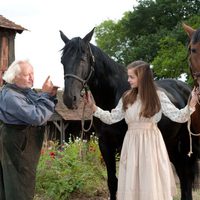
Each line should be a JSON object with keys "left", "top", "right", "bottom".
{"left": 60, "top": 28, "right": 95, "bottom": 109}
{"left": 183, "top": 23, "right": 200, "bottom": 87}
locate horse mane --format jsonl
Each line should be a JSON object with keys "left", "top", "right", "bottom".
{"left": 61, "top": 37, "right": 82, "bottom": 56}
{"left": 90, "top": 43, "right": 130, "bottom": 104}
{"left": 90, "top": 43, "right": 128, "bottom": 90}
{"left": 91, "top": 44, "right": 126, "bottom": 74}
{"left": 191, "top": 28, "right": 200, "bottom": 43}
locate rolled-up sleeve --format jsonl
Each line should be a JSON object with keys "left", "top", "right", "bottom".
{"left": 3, "top": 90, "right": 55, "bottom": 125}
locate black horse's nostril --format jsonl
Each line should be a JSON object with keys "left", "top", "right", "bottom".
{"left": 73, "top": 96, "right": 76, "bottom": 102}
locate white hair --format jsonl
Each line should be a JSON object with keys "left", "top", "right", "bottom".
{"left": 3, "top": 59, "right": 30, "bottom": 84}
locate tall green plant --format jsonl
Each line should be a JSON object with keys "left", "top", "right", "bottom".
{"left": 35, "top": 135, "right": 107, "bottom": 200}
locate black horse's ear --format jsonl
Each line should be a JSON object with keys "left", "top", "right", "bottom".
{"left": 83, "top": 27, "right": 95, "bottom": 43}
{"left": 60, "top": 30, "right": 69, "bottom": 44}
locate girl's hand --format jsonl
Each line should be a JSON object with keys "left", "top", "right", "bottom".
{"left": 84, "top": 90, "right": 97, "bottom": 112}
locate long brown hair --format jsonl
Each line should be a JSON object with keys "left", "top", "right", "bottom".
{"left": 122, "top": 60, "right": 161, "bottom": 118}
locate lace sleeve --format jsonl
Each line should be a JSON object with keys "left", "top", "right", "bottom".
{"left": 93, "top": 98, "right": 125, "bottom": 125}
{"left": 158, "top": 91, "right": 195, "bottom": 123}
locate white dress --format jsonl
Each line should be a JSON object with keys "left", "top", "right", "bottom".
{"left": 93, "top": 90, "right": 195, "bottom": 200}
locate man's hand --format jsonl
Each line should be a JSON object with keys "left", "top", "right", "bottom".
{"left": 42, "top": 76, "right": 59, "bottom": 96}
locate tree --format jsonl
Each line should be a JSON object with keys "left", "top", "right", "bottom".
{"left": 152, "top": 36, "right": 188, "bottom": 79}
{"left": 94, "top": 0, "right": 200, "bottom": 81}
{"left": 95, "top": 16, "right": 133, "bottom": 64}
{"left": 152, "top": 16, "right": 200, "bottom": 83}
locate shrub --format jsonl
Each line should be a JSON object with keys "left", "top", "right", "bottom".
{"left": 35, "top": 134, "right": 107, "bottom": 200}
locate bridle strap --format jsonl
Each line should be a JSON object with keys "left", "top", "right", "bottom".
{"left": 88, "top": 42, "right": 95, "bottom": 64}
{"left": 64, "top": 74, "right": 86, "bottom": 85}
{"left": 64, "top": 43, "right": 95, "bottom": 87}
{"left": 188, "top": 43, "right": 200, "bottom": 78}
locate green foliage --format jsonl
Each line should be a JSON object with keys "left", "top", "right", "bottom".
{"left": 95, "top": 0, "right": 200, "bottom": 80}
{"left": 184, "top": 15, "right": 200, "bottom": 30}
{"left": 152, "top": 37, "right": 189, "bottom": 79}
{"left": 95, "top": 18, "right": 132, "bottom": 64}
{"left": 35, "top": 135, "right": 107, "bottom": 200}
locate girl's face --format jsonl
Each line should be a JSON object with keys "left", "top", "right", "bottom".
{"left": 127, "top": 68, "right": 138, "bottom": 89}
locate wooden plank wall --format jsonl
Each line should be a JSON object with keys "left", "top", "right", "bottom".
{"left": 0, "top": 30, "right": 15, "bottom": 86}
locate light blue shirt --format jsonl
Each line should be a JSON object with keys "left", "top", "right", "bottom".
{"left": 0, "top": 84, "right": 56, "bottom": 125}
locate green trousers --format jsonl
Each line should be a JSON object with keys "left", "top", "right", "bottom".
{"left": 0, "top": 124, "right": 44, "bottom": 200}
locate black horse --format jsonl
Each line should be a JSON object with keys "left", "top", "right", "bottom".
{"left": 60, "top": 28, "right": 199, "bottom": 200}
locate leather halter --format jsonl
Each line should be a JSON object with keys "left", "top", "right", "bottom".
{"left": 64, "top": 44, "right": 95, "bottom": 88}
{"left": 188, "top": 43, "right": 200, "bottom": 79}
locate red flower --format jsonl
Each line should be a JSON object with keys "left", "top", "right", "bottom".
{"left": 49, "top": 151, "right": 56, "bottom": 159}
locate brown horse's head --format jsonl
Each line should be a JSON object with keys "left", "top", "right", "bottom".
{"left": 183, "top": 23, "right": 200, "bottom": 87}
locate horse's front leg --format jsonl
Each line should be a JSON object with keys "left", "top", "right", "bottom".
{"left": 174, "top": 157, "right": 194, "bottom": 200}
{"left": 98, "top": 136, "right": 118, "bottom": 200}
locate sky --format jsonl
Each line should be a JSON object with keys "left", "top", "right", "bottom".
{"left": 0, "top": 0, "right": 137, "bottom": 88}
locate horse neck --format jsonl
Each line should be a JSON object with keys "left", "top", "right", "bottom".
{"left": 88, "top": 54, "right": 129, "bottom": 110}
{"left": 191, "top": 103, "right": 200, "bottom": 133}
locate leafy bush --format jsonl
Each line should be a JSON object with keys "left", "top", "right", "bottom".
{"left": 35, "top": 134, "right": 107, "bottom": 200}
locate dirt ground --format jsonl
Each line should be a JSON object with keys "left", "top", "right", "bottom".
{"left": 70, "top": 195, "right": 108, "bottom": 200}
{"left": 35, "top": 163, "right": 200, "bottom": 200}
{"left": 69, "top": 164, "right": 200, "bottom": 200}
{"left": 71, "top": 198, "right": 108, "bottom": 200}
{"left": 69, "top": 190, "right": 109, "bottom": 200}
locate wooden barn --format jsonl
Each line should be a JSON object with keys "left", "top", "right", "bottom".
{"left": 0, "top": 15, "right": 27, "bottom": 85}
{"left": 44, "top": 90, "right": 94, "bottom": 144}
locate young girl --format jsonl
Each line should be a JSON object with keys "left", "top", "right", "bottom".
{"left": 86, "top": 60, "right": 198, "bottom": 200}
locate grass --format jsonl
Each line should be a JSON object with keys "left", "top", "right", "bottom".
{"left": 174, "top": 186, "right": 200, "bottom": 200}
{"left": 34, "top": 136, "right": 200, "bottom": 199}
{"left": 172, "top": 163, "right": 200, "bottom": 200}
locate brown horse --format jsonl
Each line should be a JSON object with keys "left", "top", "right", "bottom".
{"left": 183, "top": 24, "right": 200, "bottom": 150}
{"left": 182, "top": 25, "right": 200, "bottom": 198}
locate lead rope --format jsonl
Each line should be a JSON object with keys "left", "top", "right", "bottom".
{"left": 81, "top": 102, "right": 93, "bottom": 139}
{"left": 80, "top": 86, "right": 94, "bottom": 140}
{"left": 81, "top": 104, "right": 93, "bottom": 132}
{"left": 187, "top": 93, "right": 200, "bottom": 157}
{"left": 79, "top": 87, "right": 94, "bottom": 160}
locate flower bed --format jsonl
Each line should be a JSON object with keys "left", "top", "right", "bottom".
{"left": 35, "top": 134, "right": 107, "bottom": 200}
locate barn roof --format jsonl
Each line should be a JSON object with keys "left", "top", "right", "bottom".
{"left": 0, "top": 15, "right": 27, "bottom": 33}
{"left": 53, "top": 90, "right": 92, "bottom": 121}
{"left": 50, "top": 90, "right": 93, "bottom": 121}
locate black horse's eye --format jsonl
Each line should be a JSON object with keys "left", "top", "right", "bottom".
{"left": 191, "top": 48, "right": 197, "bottom": 53}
